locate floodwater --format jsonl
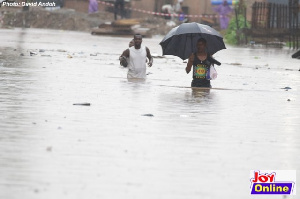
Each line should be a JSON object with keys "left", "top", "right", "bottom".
{"left": 0, "top": 28, "right": 299, "bottom": 199}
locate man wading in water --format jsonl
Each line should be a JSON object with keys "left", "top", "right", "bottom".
{"left": 186, "top": 38, "right": 215, "bottom": 88}
{"left": 119, "top": 34, "right": 153, "bottom": 79}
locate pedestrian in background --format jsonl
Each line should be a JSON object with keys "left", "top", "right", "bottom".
{"left": 114, "top": 0, "right": 125, "bottom": 20}
{"left": 161, "top": 4, "right": 174, "bottom": 20}
{"left": 174, "top": 0, "right": 187, "bottom": 22}
{"left": 214, "top": 0, "right": 232, "bottom": 30}
{"left": 88, "top": 0, "right": 98, "bottom": 13}
{"left": 174, "top": 0, "right": 183, "bottom": 14}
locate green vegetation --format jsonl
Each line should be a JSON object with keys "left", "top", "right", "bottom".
{"left": 224, "top": 14, "right": 250, "bottom": 45}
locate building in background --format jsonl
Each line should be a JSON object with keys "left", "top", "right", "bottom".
{"left": 63, "top": 0, "right": 268, "bottom": 22}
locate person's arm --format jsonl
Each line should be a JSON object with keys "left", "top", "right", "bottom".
{"left": 146, "top": 47, "right": 153, "bottom": 67}
{"left": 119, "top": 49, "right": 129, "bottom": 67}
{"left": 207, "top": 55, "right": 221, "bottom": 66}
{"left": 186, "top": 54, "right": 194, "bottom": 74}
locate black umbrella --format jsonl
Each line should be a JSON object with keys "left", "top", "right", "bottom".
{"left": 159, "top": 22, "right": 226, "bottom": 61}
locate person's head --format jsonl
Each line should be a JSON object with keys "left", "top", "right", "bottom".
{"left": 223, "top": 0, "right": 228, "bottom": 6}
{"left": 133, "top": 34, "right": 143, "bottom": 48}
{"left": 129, "top": 39, "right": 134, "bottom": 47}
{"left": 197, "top": 38, "right": 207, "bottom": 53}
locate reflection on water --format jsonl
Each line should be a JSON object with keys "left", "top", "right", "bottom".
{"left": 127, "top": 78, "right": 147, "bottom": 83}
{"left": 0, "top": 29, "right": 299, "bottom": 199}
{"left": 191, "top": 88, "right": 210, "bottom": 98}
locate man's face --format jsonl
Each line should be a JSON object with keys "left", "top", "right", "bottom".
{"left": 134, "top": 35, "right": 142, "bottom": 46}
{"left": 197, "top": 41, "right": 206, "bottom": 52}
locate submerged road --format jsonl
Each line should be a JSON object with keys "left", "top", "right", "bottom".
{"left": 0, "top": 28, "right": 299, "bottom": 199}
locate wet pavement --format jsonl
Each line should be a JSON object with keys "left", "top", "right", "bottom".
{"left": 0, "top": 28, "right": 299, "bottom": 199}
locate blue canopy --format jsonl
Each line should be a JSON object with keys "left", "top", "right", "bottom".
{"left": 211, "top": 0, "right": 239, "bottom": 5}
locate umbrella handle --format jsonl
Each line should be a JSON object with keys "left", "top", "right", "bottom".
{"left": 208, "top": 57, "right": 221, "bottom": 66}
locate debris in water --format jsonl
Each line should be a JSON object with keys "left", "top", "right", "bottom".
{"left": 141, "top": 114, "right": 154, "bottom": 117}
{"left": 57, "top": 49, "right": 67, "bottom": 52}
{"left": 67, "top": 54, "right": 73, "bottom": 58}
{"left": 20, "top": 53, "right": 25, "bottom": 56}
{"left": 39, "top": 49, "right": 45, "bottom": 52}
{"left": 30, "top": 51, "right": 37, "bottom": 56}
{"left": 229, "top": 63, "right": 242, "bottom": 65}
{"left": 90, "top": 54, "right": 97, "bottom": 56}
{"left": 281, "top": 87, "right": 291, "bottom": 90}
{"left": 46, "top": 146, "right": 52, "bottom": 151}
{"left": 287, "top": 99, "right": 291, "bottom": 101}
{"left": 73, "top": 103, "right": 91, "bottom": 106}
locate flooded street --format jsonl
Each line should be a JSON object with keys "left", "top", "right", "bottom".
{"left": 0, "top": 28, "right": 299, "bottom": 199}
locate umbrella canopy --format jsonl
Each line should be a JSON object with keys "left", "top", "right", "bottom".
{"left": 159, "top": 22, "right": 226, "bottom": 60}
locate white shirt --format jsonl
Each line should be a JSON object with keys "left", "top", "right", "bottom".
{"left": 162, "top": 4, "right": 174, "bottom": 14}
{"left": 174, "top": 2, "right": 182, "bottom": 13}
{"left": 127, "top": 46, "right": 147, "bottom": 79}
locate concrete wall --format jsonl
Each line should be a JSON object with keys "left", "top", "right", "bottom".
{"left": 64, "top": 0, "right": 88, "bottom": 13}
{"left": 130, "top": 0, "right": 156, "bottom": 18}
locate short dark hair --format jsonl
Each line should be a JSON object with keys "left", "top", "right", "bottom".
{"left": 134, "top": 34, "right": 142, "bottom": 39}
{"left": 197, "top": 38, "right": 207, "bottom": 44}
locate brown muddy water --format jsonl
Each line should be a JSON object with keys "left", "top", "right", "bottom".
{"left": 0, "top": 28, "right": 299, "bottom": 199}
